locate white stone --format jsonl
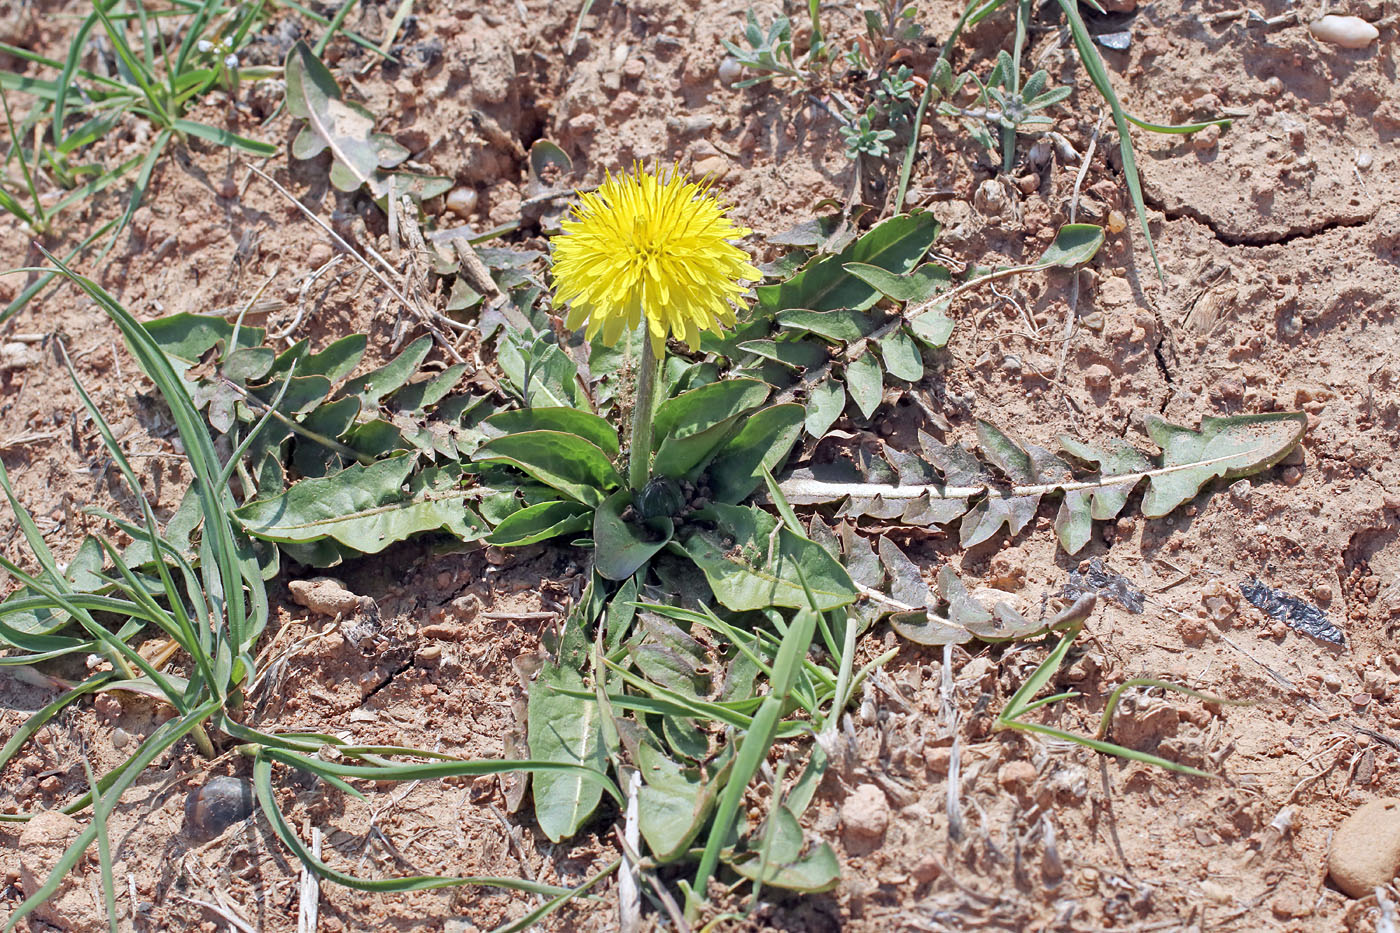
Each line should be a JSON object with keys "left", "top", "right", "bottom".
{"left": 1309, "top": 15, "right": 1379, "bottom": 49}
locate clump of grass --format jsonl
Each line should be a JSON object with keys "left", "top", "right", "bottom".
{"left": 0, "top": 0, "right": 393, "bottom": 325}
{"left": 0, "top": 256, "right": 617, "bottom": 932}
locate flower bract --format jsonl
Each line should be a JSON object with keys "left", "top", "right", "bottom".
{"left": 550, "top": 164, "right": 761, "bottom": 353}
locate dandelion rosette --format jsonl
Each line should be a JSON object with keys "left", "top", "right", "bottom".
{"left": 550, "top": 164, "right": 761, "bottom": 353}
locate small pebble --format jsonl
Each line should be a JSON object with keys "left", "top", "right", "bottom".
{"left": 997, "top": 760, "right": 1037, "bottom": 793}
{"left": 717, "top": 57, "right": 744, "bottom": 87}
{"left": 988, "top": 548, "right": 1027, "bottom": 590}
{"left": 445, "top": 187, "right": 478, "bottom": 220}
{"left": 692, "top": 154, "right": 730, "bottom": 180}
{"left": 840, "top": 783, "right": 890, "bottom": 843}
{"left": 622, "top": 58, "right": 646, "bottom": 81}
{"left": 1191, "top": 124, "right": 1221, "bottom": 151}
{"left": 1106, "top": 210, "right": 1127, "bottom": 234}
{"left": 1084, "top": 364, "right": 1112, "bottom": 390}
{"left": 1355, "top": 150, "right": 1373, "bottom": 171}
{"left": 923, "top": 745, "right": 951, "bottom": 774}
{"left": 1309, "top": 15, "right": 1379, "bottom": 49}
{"left": 307, "top": 242, "right": 333, "bottom": 268}
{"left": 184, "top": 776, "right": 254, "bottom": 840}
{"left": 1327, "top": 797, "right": 1400, "bottom": 897}
{"left": 217, "top": 176, "right": 239, "bottom": 200}
{"left": 911, "top": 854, "right": 941, "bottom": 883}
{"left": 1015, "top": 173, "right": 1039, "bottom": 195}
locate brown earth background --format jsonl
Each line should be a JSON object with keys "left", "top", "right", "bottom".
{"left": 1, "top": 0, "right": 1399, "bottom": 929}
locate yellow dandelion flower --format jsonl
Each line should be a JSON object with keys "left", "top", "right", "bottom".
{"left": 550, "top": 164, "right": 761, "bottom": 354}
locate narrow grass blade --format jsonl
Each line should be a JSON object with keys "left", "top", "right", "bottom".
{"left": 91, "top": 126, "right": 169, "bottom": 267}
{"left": 59, "top": 342, "right": 215, "bottom": 692}
{"left": 686, "top": 607, "right": 818, "bottom": 921}
{"left": 43, "top": 246, "right": 257, "bottom": 656}
{"left": 1055, "top": 0, "right": 1162, "bottom": 279}
{"left": 45, "top": 152, "right": 144, "bottom": 218}
{"left": 1125, "top": 113, "right": 1229, "bottom": 134}
{"left": 0, "top": 673, "right": 110, "bottom": 778}
{"left": 1097, "top": 677, "right": 1247, "bottom": 739}
{"left": 268, "top": 0, "right": 387, "bottom": 59}
{"left": 262, "top": 746, "right": 622, "bottom": 801}
{"left": 80, "top": 758, "right": 120, "bottom": 933}
{"left": 0, "top": 219, "right": 116, "bottom": 327}
{"left": 1003, "top": 720, "right": 1213, "bottom": 778}
{"left": 488, "top": 858, "right": 620, "bottom": 933}
{"left": 313, "top": 0, "right": 362, "bottom": 56}
{"left": 252, "top": 753, "right": 587, "bottom": 893}
{"left": 173, "top": 118, "right": 277, "bottom": 155}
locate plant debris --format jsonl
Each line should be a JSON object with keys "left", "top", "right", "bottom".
{"left": 1238, "top": 577, "right": 1346, "bottom": 647}
{"left": 1062, "top": 558, "right": 1146, "bottom": 613}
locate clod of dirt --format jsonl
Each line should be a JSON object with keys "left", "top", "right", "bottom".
{"left": 1308, "top": 15, "right": 1379, "bottom": 49}
{"left": 911, "top": 853, "right": 941, "bottom": 883}
{"left": 987, "top": 547, "right": 1027, "bottom": 591}
{"left": 0, "top": 341, "right": 39, "bottom": 372}
{"left": 1238, "top": 578, "right": 1346, "bottom": 647}
{"left": 1326, "top": 797, "right": 1400, "bottom": 897}
{"left": 973, "top": 178, "right": 1008, "bottom": 217}
{"left": 289, "top": 576, "right": 377, "bottom": 618}
{"left": 184, "top": 776, "right": 255, "bottom": 840}
{"left": 997, "top": 760, "right": 1037, "bottom": 796}
{"left": 18, "top": 809, "right": 102, "bottom": 933}
{"left": 840, "top": 783, "right": 890, "bottom": 847}
{"left": 1083, "top": 364, "right": 1112, "bottom": 390}
{"left": 1201, "top": 580, "right": 1239, "bottom": 624}
{"left": 1191, "top": 124, "right": 1222, "bottom": 152}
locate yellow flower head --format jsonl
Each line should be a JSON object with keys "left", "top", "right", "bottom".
{"left": 550, "top": 164, "right": 761, "bottom": 354}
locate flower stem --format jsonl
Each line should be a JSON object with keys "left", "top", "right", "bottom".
{"left": 627, "top": 336, "right": 662, "bottom": 492}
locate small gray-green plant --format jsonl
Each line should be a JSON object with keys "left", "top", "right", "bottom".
{"left": 284, "top": 40, "right": 451, "bottom": 206}
{"left": 722, "top": 0, "right": 925, "bottom": 163}
{"left": 838, "top": 103, "right": 898, "bottom": 159}
{"left": 721, "top": 10, "right": 802, "bottom": 85}
{"left": 930, "top": 50, "right": 1072, "bottom": 160}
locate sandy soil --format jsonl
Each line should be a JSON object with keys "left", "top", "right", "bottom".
{"left": 1, "top": 0, "right": 1398, "bottom": 930}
